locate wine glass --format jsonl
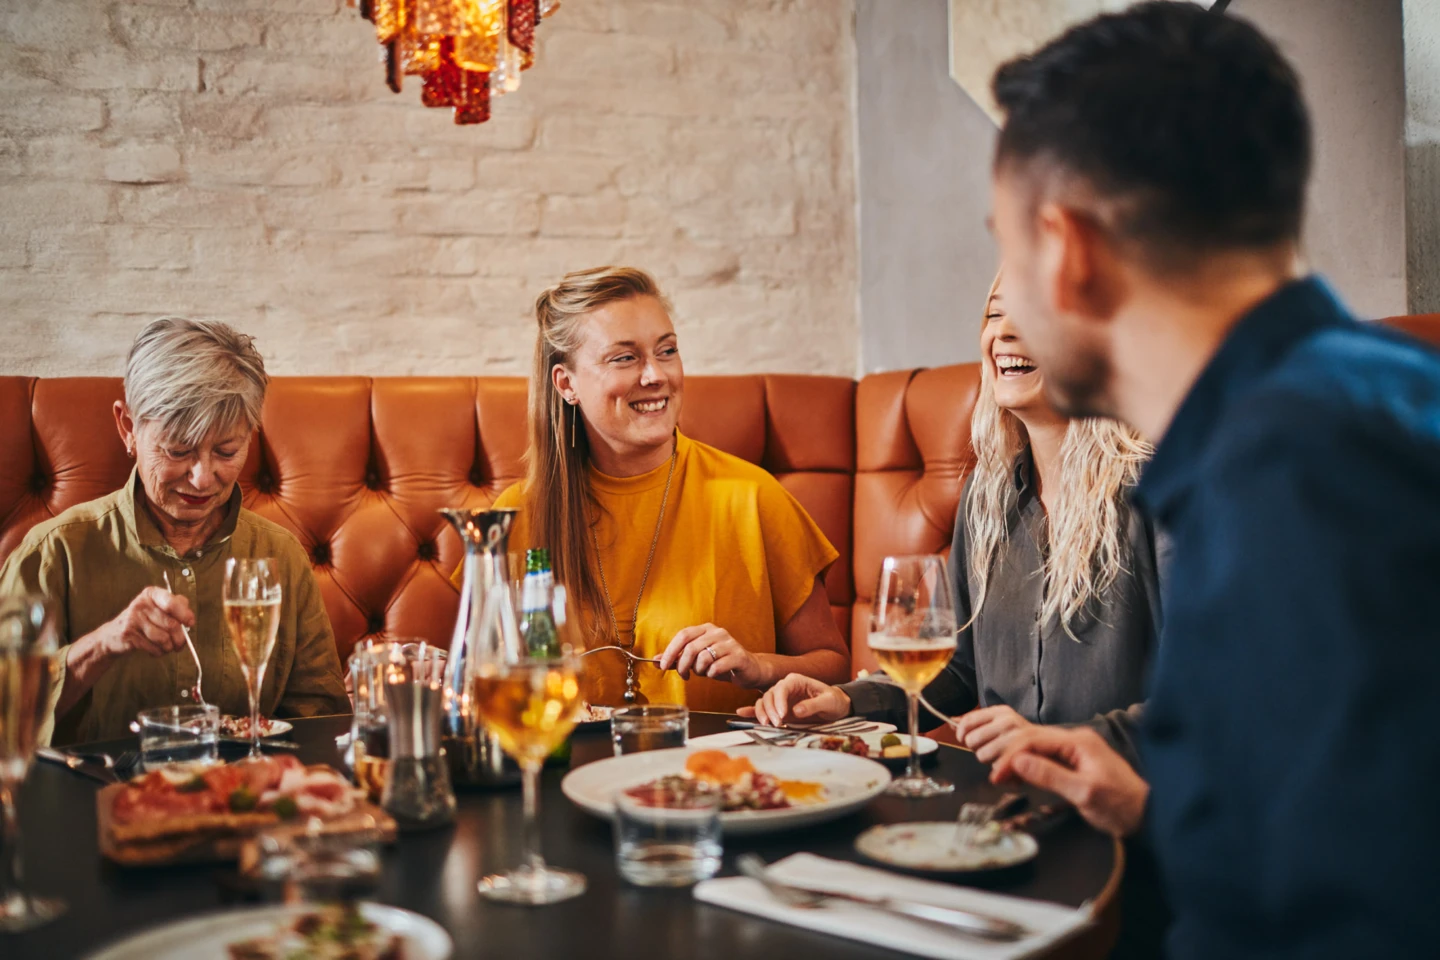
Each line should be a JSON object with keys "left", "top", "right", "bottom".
{"left": 870, "top": 555, "right": 958, "bottom": 798}
{"left": 222, "top": 558, "right": 282, "bottom": 760}
{"left": 0, "top": 596, "right": 65, "bottom": 931}
{"left": 471, "top": 579, "right": 586, "bottom": 905}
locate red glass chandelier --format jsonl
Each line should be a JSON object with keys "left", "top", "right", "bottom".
{"left": 349, "top": 0, "right": 560, "bottom": 126}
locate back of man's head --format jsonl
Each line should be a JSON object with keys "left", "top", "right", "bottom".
{"left": 991, "top": 1, "right": 1311, "bottom": 270}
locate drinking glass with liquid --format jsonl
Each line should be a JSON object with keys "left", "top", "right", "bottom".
{"left": 614, "top": 785, "right": 722, "bottom": 887}
{"left": 611, "top": 705, "right": 688, "bottom": 756}
{"left": 222, "top": 557, "right": 282, "bottom": 761}
{"left": 137, "top": 704, "right": 219, "bottom": 773}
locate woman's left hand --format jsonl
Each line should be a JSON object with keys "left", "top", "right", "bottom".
{"left": 658, "top": 624, "right": 766, "bottom": 688}
{"left": 952, "top": 705, "right": 1034, "bottom": 762}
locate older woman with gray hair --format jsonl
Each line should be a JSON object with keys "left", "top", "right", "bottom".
{"left": 0, "top": 318, "right": 348, "bottom": 745}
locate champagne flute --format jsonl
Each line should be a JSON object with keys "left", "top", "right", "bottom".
{"left": 471, "top": 579, "right": 586, "bottom": 905}
{"left": 0, "top": 596, "right": 65, "bottom": 931}
{"left": 870, "top": 555, "right": 958, "bottom": 798}
{"left": 223, "top": 558, "right": 282, "bottom": 761}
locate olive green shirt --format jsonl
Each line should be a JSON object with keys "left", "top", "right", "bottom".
{"left": 0, "top": 471, "right": 349, "bottom": 745}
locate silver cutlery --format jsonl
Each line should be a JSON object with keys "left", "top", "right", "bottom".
{"left": 918, "top": 693, "right": 959, "bottom": 733}
{"left": 163, "top": 570, "right": 208, "bottom": 708}
{"left": 736, "top": 853, "right": 1029, "bottom": 942}
{"left": 580, "top": 645, "right": 663, "bottom": 664}
{"left": 954, "top": 792, "right": 1025, "bottom": 847}
{"left": 36, "top": 748, "right": 119, "bottom": 784}
{"left": 727, "top": 718, "right": 876, "bottom": 735}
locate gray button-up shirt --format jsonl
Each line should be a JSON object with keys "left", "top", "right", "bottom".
{"left": 843, "top": 452, "right": 1163, "bottom": 768}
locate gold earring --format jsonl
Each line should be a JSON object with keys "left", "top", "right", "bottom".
{"left": 570, "top": 401, "right": 577, "bottom": 449}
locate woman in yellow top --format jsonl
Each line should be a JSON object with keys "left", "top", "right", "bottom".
{"left": 456, "top": 266, "right": 850, "bottom": 712}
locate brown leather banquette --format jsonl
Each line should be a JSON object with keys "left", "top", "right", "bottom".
{"left": 2, "top": 313, "right": 1437, "bottom": 688}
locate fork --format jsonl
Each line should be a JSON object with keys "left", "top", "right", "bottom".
{"left": 580, "top": 645, "right": 663, "bottom": 664}
{"left": 954, "top": 792, "right": 1027, "bottom": 846}
{"left": 735, "top": 853, "right": 1028, "bottom": 942}
{"left": 162, "top": 570, "right": 207, "bottom": 708}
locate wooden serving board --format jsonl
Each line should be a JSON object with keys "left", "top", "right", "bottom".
{"left": 95, "top": 780, "right": 397, "bottom": 867}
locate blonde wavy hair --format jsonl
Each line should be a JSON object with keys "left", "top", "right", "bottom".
{"left": 523, "top": 266, "right": 673, "bottom": 644}
{"left": 965, "top": 275, "right": 1152, "bottom": 638}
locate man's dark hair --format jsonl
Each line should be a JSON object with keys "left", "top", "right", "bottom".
{"left": 991, "top": 1, "right": 1311, "bottom": 263}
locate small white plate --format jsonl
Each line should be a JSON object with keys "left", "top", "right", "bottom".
{"left": 793, "top": 730, "right": 939, "bottom": 769}
{"left": 217, "top": 716, "right": 294, "bottom": 739}
{"left": 83, "top": 902, "right": 452, "bottom": 960}
{"left": 562, "top": 746, "right": 891, "bottom": 836}
{"left": 855, "top": 821, "right": 1039, "bottom": 876}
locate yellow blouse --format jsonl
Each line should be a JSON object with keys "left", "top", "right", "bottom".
{"left": 453, "top": 433, "right": 838, "bottom": 712}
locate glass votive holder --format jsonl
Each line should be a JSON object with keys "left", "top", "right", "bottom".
{"left": 611, "top": 705, "right": 688, "bottom": 756}
{"left": 613, "top": 785, "right": 723, "bottom": 887}
{"left": 245, "top": 820, "right": 383, "bottom": 904}
{"left": 136, "top": 704, "right": 218, "bottom": 773}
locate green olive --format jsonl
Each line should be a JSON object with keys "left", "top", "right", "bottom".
{"left": 880, "top": 733, "right": 902, "bottom": 749}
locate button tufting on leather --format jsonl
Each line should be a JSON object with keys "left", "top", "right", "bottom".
{"left": 365, "top": 469, "right": 382, "bottom": 491}
{"left": 28, "top": 471, "right": 46, "bottom": 494}
{"left": 366, "top": 612, "right": 386, "bottom": 634}
{"left": 416, "top": 541, "right": 437, "bottom": 561}
{"left": 469, "top": 467, "right": 485, "bottom": 487}
{"left": 313, "top": 542, "right": 331, "bottom": 564}
{"left": 255, "top": 472, "right": 274, "bottom": 495}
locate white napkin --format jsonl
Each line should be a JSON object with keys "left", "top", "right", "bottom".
{"left": 694, "top": 853, "right": 1092, "bottom": 960}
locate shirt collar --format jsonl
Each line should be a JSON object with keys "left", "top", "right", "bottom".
{"left": 119, "top": 467, "right": 243, "bottom": 555}
{"left": 1135, "top": 275, "right": 1349, "bottom": 514}
{"left": 1011, "top": 446, "right": 1035, "bottom": 497}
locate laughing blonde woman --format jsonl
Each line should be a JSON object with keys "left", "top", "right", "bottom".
{"left": 746, "top": 277, "right": 1163, "bottom": 768}
{"left": 453, "top": 266, "right": 849, "bottom": 712}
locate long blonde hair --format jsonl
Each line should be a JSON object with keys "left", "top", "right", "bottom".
{"left": 965, "top": 276, "right": 1152, "bottom": 637}
{"left": 525, "top": 266, "right": 672, "bottom": 644}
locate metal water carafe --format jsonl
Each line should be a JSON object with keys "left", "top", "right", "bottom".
{"left": 439, "top": 508, "right": 522, "bottom": 788}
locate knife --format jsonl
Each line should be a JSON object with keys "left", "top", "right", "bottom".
{"left": 36, "top": 748, "right": 118, "bottom": 785}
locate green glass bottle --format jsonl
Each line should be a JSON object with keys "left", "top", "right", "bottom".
{"left": 522, "top": 549, "right": 571, "bottom": 766}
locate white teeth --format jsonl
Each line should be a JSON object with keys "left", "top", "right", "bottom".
{"left": 995, "top": 355, "right": 1034, "bottom": 371}
{"left": 631, "top": 398, "right": 667, "bottom": 413}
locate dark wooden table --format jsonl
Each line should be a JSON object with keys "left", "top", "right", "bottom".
{"left": 7, "top": 713, "right": 1121, "bottom": 960}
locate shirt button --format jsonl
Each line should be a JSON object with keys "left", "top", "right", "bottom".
{"left": 181, "top": 568, "right": 192, "bottom": 577}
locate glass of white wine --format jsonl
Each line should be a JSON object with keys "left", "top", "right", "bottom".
{"left": 223, "top": 557, "right": 282, "bottom": 761}
{"left": 0, "top": 596, "right": 65, "bottom": 931}
{"left": 870, "top": 554, "right": 958, "bottom": 798}
{"left": 471, "top": 581, "right": 585, "bottom": 905}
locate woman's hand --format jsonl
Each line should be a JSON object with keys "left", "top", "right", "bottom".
{"left": 102, "top": 587, "right": 195, "bottom": 659}
{"left": 658, "top": 624, "right": 767, "bottom": 688}
{"left": 738, "top": 673, "right": 852, "bottom": 726}
{"left": 952, "top": 704, "right": 1034, "bottom": 761}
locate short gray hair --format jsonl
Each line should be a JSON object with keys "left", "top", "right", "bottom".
{"left": 124, "top": 317, "right": 268, "bottom": 446}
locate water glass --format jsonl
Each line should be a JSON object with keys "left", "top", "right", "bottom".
{"left": 347, "top": 641, "right": 394, "bottom": 800}
{"left": 611, "top": 705, "right": 688, "bottom": 756}
{"left": 613, "top": 786, "right": 723, "bottom": 887}
{"left": 137, "top": 704, "right": 219, "bottom": 772}
{"left": 246, "top": 823, "right": 383, "bottom": 904}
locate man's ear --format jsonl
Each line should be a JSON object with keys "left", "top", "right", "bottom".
{"left": 1037, "top": 202, "right": 1124, "bottom": 326}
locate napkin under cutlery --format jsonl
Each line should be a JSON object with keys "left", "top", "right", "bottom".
{"left": 694, "top": 853, "right": 1092, "bottom": 960}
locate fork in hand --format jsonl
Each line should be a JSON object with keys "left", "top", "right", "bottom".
{"left": 162, "top": 570, "right": 207, "bottom": 708}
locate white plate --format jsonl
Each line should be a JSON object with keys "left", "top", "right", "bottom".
{"left": 561, "top": 746, "right": 891, "bottom": 836}
{"left": 83, "top": 902, "right": 452, "bottom": 960}
{"left": 217, "top": 716, "right": 294, "bottom": 739}
{"left": 854, "top": 821, "right": 1039, "bottom": 875}
{"left": 793, "top": 730, "right": 939, "bottom": 768}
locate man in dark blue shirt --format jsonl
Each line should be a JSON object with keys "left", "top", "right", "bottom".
{"left": 980, "top": 3, "right": 1440, "bottom": 958}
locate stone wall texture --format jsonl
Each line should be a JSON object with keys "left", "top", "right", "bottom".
{"left": 0, "top": 0, "right": 858, "bottom": 377}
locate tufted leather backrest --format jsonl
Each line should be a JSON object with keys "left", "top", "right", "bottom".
{"left": 0, "top": 375, "right": 857, "bottom": 672}
{"left": 4, "top": 314, "right": 1437, "bottom": 680}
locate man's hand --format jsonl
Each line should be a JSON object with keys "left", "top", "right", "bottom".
{"left": 989, "top": 726, "right": 1149, "bottom": 837}
{"left": 737, "top": 673, "right": 851, "bottom": 726}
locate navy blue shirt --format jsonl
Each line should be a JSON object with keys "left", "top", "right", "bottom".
{"left": 1135, "top": 277, "right": 1440, "bottom": 959}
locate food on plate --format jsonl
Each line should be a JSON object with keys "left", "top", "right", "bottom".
{"left": 226, "top": 902, "right": 404, "bottom": 960}
{"left": 109, "top": 755, "right": 362, "bottom": 844}
{"left": 805, "top": 734, "right": 870, "bottom": 756}
{"left": 880, "top": 733, "right": 903, "bottom": 749}
{"left": 218, "top": 715, "right": 287, "bottom": 738}
{"left": 622, "top": 750, "right": 824, "bottom": 812}
{"left": 577, "top": 704, "right": 615, "bottom": 724}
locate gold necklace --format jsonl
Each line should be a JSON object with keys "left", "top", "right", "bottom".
{"left": 590, "top": 439, "right": 679, "bottom": 704}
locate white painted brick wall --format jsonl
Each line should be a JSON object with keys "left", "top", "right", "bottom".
{"left": 0, "top": 0, "right": 858, "bottom": 377}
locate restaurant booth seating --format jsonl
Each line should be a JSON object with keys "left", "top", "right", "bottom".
{"left": 2, "top": 312, "right": 1437, "bottom": 712}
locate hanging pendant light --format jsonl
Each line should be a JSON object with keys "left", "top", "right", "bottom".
{"left": 350, "top": 0, "right": 558, "bottom": 126}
